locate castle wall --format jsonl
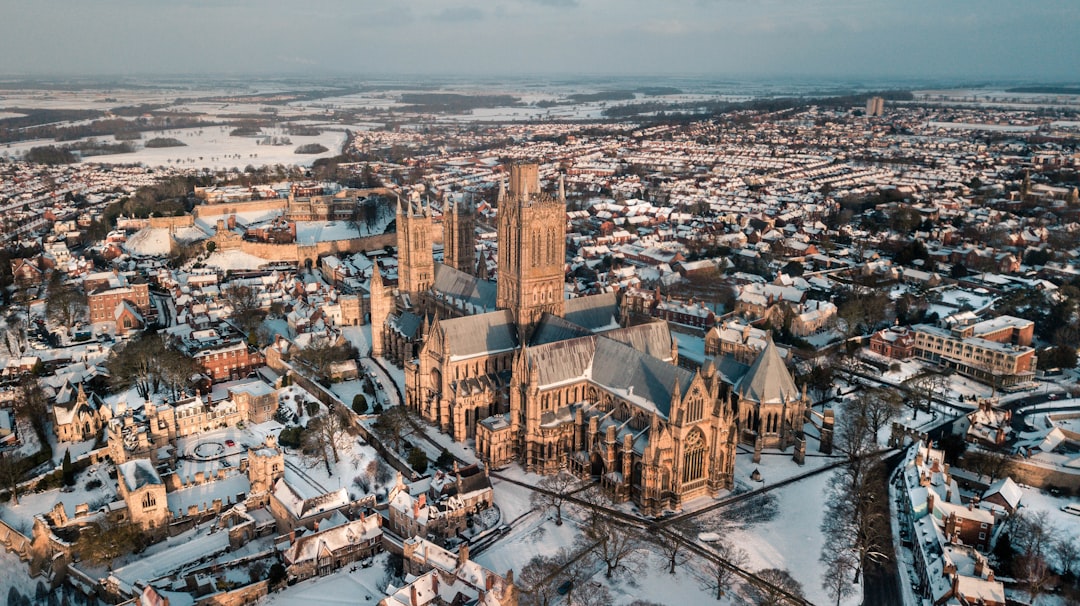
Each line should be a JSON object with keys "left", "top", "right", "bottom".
{"left": 148, "top": 215, "right": 195, "bottom": 229}
{"left": 195, "top": 199, "right": 289, "bottom": 218}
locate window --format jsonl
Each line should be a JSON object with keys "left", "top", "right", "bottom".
{"left": 681, "top": 429, "right": 707, "bottom": 484}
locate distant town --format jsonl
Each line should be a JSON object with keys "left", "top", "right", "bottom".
{"left": 0, "top": 80, "right": 1079, "bottom": 606}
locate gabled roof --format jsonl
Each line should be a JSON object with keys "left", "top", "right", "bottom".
{"left": 525, "top": 332, "right": 695, "bottom": 419}
{"left": 602, "top": 321, "right": 675, "bottom": 363}
{"left": 734, "top": 338, "right": 800, "bottom": 405}
{"left": 563, "top": 292, "right": 619, "bottom": 332}
{"left": 438, "top": 310, "right": 519, "bottom": 360}
{"left": 431, "top": 264, "right": 497, "bottom": 311}
{"left": 529, "top": 314, "right": 592, "bottom": 347}
{"left": 983, "top": 477, "right": 1022, "bottom": 510}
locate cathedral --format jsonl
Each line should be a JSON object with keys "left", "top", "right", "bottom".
{"left": 371, "top": 163, "right": 808, "bottom": 514}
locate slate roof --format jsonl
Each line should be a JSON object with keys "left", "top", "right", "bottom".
{"left": 432, "top": 264, "right": 497, "bottom": 311}
{"left": 733, "top": 338, "right": 800, "bottom": 404}
{"left": 439, "top": 310, "right": 519, "bottom": 360}
{"left": 602, "top": 321, "right": 675, "bottom": 362}
{"left": 529, "top": 314, "right": 593, "bottom": 346}
{"left": 563, "top": 292, "right": 619, "bottom": 331}
{"left": 118, "top": 459, "right": 162, "bottom": 492}
{"left": 525, "top": 332, "right": 695, "bottom": 419}
{"left": 392, "top": 311, "right": 424, "bottom": 339}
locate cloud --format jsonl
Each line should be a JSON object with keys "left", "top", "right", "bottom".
{"left": 523, "top": 0, "right": 580, "bottom": 6}
{"left": 434, "top": 7, "right": 485, "bottom": 22}
{"left": 360, "top": 6, "right": 415, "bottom": 26}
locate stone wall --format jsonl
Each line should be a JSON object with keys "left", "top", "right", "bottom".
{"left": 0, "top": 518, "right": 32, "bottom": 560}
{"left": 1004, "top": 458, "right": 1080, "bottom": 495}
{"left": 195, "top": 199, "right": 289, "bottom": 218}
{"left": 196, "top": 581, "right": 269, "bottom": 606}
{"left": 148, "top": 215, "right": 195, "bottom": 229}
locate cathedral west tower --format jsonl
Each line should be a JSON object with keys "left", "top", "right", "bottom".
{"left": 443, "top": 196, "right": 477, "bottom": 275}
{"left": 397, "top": 193, "right": 434, "bottom": 297}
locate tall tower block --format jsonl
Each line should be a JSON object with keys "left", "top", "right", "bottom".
{"left": 397, "top": 193, "right": 434, "bottom": 297}
{"left": 443, "top": 197, "right": 477, "bottom": 275}
{"left": 496, "top": 164, "right": 567, "bottom": 341}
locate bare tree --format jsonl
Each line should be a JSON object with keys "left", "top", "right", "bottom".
{"left": 222, "top": 283, "right": 265, "bottom": 336}
{"left": 703, "top": 538, "right": 749, "bottom": 600}
{"left": 962, "top": 449, "right": 1014, "bottom": 481}
{"left": 582, "top": 515, "right": 643, "bottom": 579}
{"left": 304, "top": 409, "right": 352, "bottom": 474}
{"left": 750, "top": 568, "right": 805, "bottom": 606}
{"left": 572, "top": 485, "right": 613, "bottom": 537}
{"left": 0, "top": 452, "right": 25, "bottom": 505}
{"left": 3, "top": 316, "right": 28, "bottom": 356}
{"left": 45, "top": 276, "right": 87, "bottom": 328}
{"left": 571, "top": 582, "right": 611, "bottom": 606}
{"left": 820, "top": 550, "right": 858, "bottom": 606}
{"left": 903, "top": 371, "right": 948, "bottom": 413}
{"left": 530, "top": 471, "right": 581, "bottom": 526}
{"left": 853, "top": 387, "right": 904, "bottom": 438}
{"left": 553, "top": 546, "right": 592, "bottom": 606}
{"left": 372, "top": 406, "right": 411, "bottom": 454}
{"left": 1053, "top": 535, "right": 1079, "bottom": 576}
{"left": 14, "top": 376, "right": 49, "bottom": 443}
{"left": 518, "top": 554, "right": 560, "bottom": 606}
{"left": 291, "top": 334, "right": 354, "bottom": 384}
{"left": 1012, "top": 509, "right": 1055, "bottom": 560}
{"left": 651, "top": 518, "right": 701, "bottom": 574}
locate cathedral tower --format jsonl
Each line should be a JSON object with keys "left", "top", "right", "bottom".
{"left": 369, "top": 267, "right": 390, "bottom": 358}
{"left": 443, "top": 196, "right": 477, "bottom": 275}
{"left": 496, "top": 164, "right": 566, "bottom": 341}
{"left": 397, "top": 193, "right": 434, "bottom": 297}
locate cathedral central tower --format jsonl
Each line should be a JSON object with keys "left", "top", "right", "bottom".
{"left": 495, "top": 163, "right": 567, "bottom": 341}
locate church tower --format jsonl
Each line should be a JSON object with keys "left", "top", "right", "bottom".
{"left": 369, "top": 267, "right": 390, "bottom": 358}
{"left": 397, "top": 193, "right": 434, "bottom": 297}
{"left": 443, "top": 196, "right": 477, "bottom": 275}
{"left": 496, "top": 163, "right": 566, "bottom": 341}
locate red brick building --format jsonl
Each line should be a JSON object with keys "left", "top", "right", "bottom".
{"left": 869, "top": 326, "right": 916, "bottom": 359}
{"left": 193, "top": 342, "right": 266, "bottom": 383}
{"left": 88, "top": 282, "right": 151, "bottom": 325}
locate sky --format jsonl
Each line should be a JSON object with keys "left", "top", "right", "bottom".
{"left": 0, "top": 0, "right": 1077, "bottom": 82}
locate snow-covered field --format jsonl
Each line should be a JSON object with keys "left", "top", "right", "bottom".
{"left": 723, "top": 469, "right": 861, "bottom": 606}
{"left": 203, "top": 249, "right": 273, "bottom": 270}
{"left": 125, "top": 227, "right": 175, "bottom": 256}
{"left": 263, "top": 554, "right": 389, "bottom": 606}
{"left": 6, "top": 125, "right": 347, "bottom": 170}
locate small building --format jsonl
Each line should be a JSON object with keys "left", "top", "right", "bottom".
{"left": 281, "top": 514, "right": 383, "bottom": 581}
{"left": 117, "top": 458, "right": 169, "bottom": 536}
{"left": 869, "top": 325, "right": 916, "bottom": 360}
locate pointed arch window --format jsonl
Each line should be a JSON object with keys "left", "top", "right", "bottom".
{"left": 682, "top": 429, "right": 707, "bottom": 484}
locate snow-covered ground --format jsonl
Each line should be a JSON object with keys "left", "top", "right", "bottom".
{"left": 0, "top": 549, "right": 40, "bottom": 604}
{"left": 1015, "top": 486, "right": 1080, "bottom": 571}
{"left": 0, "top": 472, "right": 118, "bottom": 536}
{"left": 722, "top": 468, "right": 862, "bottom": 606}
{"left": 296, "top": 218, "right": 392, "bottom": 243}
{"left": 8, "top": 125, "right": 348, "bottom": 170}
{"left": 125, "top": 227, "right": 175, "bottom": 256}
{"left": 203, "top": 249, "right": 272, "bottom": 270}
{"left": 263, "top": 553, "right": 389, "bottom": 606}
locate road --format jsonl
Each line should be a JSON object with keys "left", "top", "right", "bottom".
{"left": 860, "top": 451, "right": 906, "bottom": 606}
